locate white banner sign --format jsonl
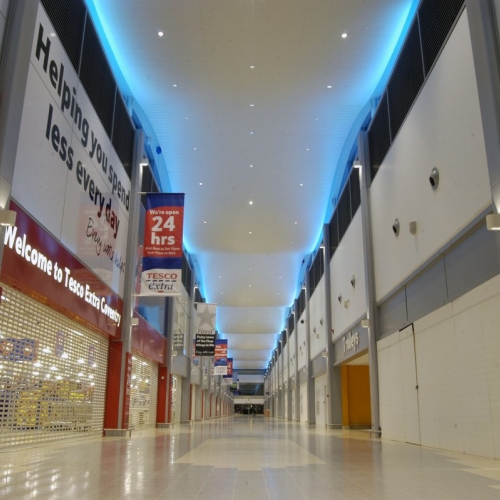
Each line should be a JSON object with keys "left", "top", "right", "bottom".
{"left": 11, "top": 5, "right": 131, "bottom": 297}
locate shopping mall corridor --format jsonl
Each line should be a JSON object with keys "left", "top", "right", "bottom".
{"left": 1, "top": 417, "right": 500, "bottom": 499}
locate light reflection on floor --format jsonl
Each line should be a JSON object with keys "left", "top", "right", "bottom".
{"left": 1, "top": 416, "right": 500, "bottom": 499}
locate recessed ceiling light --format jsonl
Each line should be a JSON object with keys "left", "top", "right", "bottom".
{"left": 294, "top": 221, "right": 298, "bottom": 224}
{"left": 299, "top": 183, "right": 303, "bottom": 186}
{"left": 203, "top": 221, "right": 207, "bottom": 224}
{"left": 249, "top": 231, "right": 252, "bottom": 234}
{"left": 249, "top": 285, "right": 252, "bottom": 287}
{"left": 249, "top": 164, "right": 254, "bottom": 168}
{"left": 249, "top": 201, "right": 253, "bottom": 205}
{"left": 306, "top": 148, "right": 310, "bottom": 151}
{"left": 158, "top": 31, "right": 164, "bottom": 37}
{"left": 193, "top": 147, "right": 197, "bottom": 150}
{"left": 342, "top": 33, "right": 347, "bottom": 39}
{"left": 250, "top": 131, "right": 254, "bottom": 135}
{"left": 221, "top": 292, "right": 223, "bottom": 295}
{"left": 250, "top": 104, "right": 255, "bottom": 107}
{"left": 327, "top": 85, "right": 333, "bottom": 89}
{"left": 172, "top": 83, "right": 177, "bottom": 87}
{"left": 199, "top": 182, "right": 203, "bottom": 185}
{"left": 250, "top": 65, "right": 256, "bottom": 69}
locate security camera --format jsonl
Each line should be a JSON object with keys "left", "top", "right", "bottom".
{"left": 392, "top": 218, "right": 400, "bottom": 236}
{"left": 429, "top": 167, "right": 439, "bottom": 189}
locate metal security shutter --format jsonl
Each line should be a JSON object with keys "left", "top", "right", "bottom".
{"left": 129, "top": 353, "right": 158, "bottom": 428}
{"left": 171, "top": 375, "right": 182, "bottom": 423}
{"left": 0, "top": 284, "right": 108, "bottom": 449}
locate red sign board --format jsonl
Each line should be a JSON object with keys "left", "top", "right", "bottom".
{"left": 1, "top": 201, "right": 123, "bottom": 338}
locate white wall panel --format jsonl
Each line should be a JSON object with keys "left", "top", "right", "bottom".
{"left": 289, "top": 330, "right": 296, "bottom": 376}
{"left": 300, "top": 382, "right": 307, "bottom": 424}
{"left": 330, "top": 210, "right": 366, "bottom": 336}
{"left": 378, "top": 332, "right": 406, "bottom": 442}
{"left": 297, "top": 312, "right": 307, "bottom": 370}
{"left": 371, "top": 13, "right": 491, "bottom": 301}
{"left": 379, "top": 274, "right": 500, "bottom": 459}
{"left": 309, "top": 274, "right": 326, "bottom": 359}
{"left": 399, "top": 327, "right": 420, "bottom": 445}
{"left": 12, "top": 7, "right": 131, "bottom": 297}
{"left": 314, "top": 373, "right": 327, "bottom": 427}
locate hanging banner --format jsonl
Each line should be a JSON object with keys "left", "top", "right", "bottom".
{"left": 213, "top": 339, "right": 228, "bottom": 375}
{"left": 224, "top": 358, "right": 233, "bottom": 378}
{"left": 141, "top": 193, "right": 184, "bottom": 296}
{"left": 194, "top": 303, "right": 217, "bottom": 355}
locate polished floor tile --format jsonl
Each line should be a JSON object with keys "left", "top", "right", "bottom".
{"left": 1, "top": 416, "right": 500, "bottom": 499}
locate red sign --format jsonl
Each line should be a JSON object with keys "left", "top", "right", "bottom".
{"left": 1, "top": 201, "right": 123, "bottom": 338}
{"left": 143, "top": 196, "right": 184, "bottom": 259}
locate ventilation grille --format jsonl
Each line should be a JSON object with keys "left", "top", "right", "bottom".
{"left": 287, "top": 314, "right": 294, "bottom": 336}
{"left": 387, "top": 20, "right": 424, "bottom": 141}
{"left": 40, "top": 0, "right": 86, "bottom": 73}
{"left": 329, "top": 212, "right": 339, "bottom": 259}
{"left": 419, "top": 0, "right": 465, "bottom": 75}
{"left": 112, "top": 95, "right": 135, "bottom": 178}
{"left": 368, "top": 0, "right": 464, "bottom": 182}
{"left": 350, "top": 169, "right": 361, "bottom": 216}
{"left": 368, "top": 92, "right": 391, "bottom": 180}
{"left": 309, "top": 249, "right": 325, "bottom": 298}
{"left": 327, "top": 167, "right": 361, "bottom": 261}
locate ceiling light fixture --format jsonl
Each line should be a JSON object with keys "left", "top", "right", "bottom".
{"left": 486, "top": 214, "right": 500, "bottom": 230}
{"left": 199, "top": 182, "right": 203, "bottom": 185}
{"left": 327, "top": 85, "right": 333, "bottom": 89}
{"left": 249, "top": 201, "right": 253, "bottom": 205}
{"left": 0, "top": 210, "right": 16, "bottom": 227}
{"left": 249, "top": 164, "right": 254, "bottom": 168}
{"left": 158, "top": 31, "right": 164, "bottom": 37}
{"left": 172, "top": 83, "right": 177, "bottom": 87}
{"left": 250, "top": 65, "right": 255, "bottom": 69}
{"left": 342, "top": 33, "right": 347, "bottom": 39}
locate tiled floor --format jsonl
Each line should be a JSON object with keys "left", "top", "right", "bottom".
{"left": 1, "top": 416, "right": 500, "bottom": 499}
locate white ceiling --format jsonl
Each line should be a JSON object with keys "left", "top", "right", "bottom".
{"left": 89, "top": 0, "right": 415, "bottom": 371}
